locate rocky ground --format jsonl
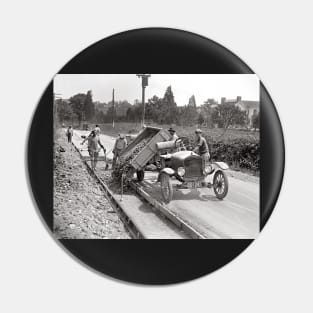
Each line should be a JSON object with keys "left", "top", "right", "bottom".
{"left": 53, "top": 132, "right": 130, "bottom": 239}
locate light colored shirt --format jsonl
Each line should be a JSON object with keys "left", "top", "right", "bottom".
{"left": 194, "top": 136, "right": 209, "bottom": 155}
{"left": 67, "top": 128, "right": 73, "bottom": 136}
{"left": 84, "top": 135, "right": 104, "bottom": 152}
{"left": 169, "top": 133, "right": 178, "bottom": 141}
{"left": 114, "top": 137, "right": 127, "bottom": 151}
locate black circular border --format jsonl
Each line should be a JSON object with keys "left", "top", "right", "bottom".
{"left": 27, "top": 28, "right": 285, "bottom": 284}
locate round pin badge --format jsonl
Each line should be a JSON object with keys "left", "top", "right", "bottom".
{"left": 27, "top": 28, "right": 284, "bottom": 284}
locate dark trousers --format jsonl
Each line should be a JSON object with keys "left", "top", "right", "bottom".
{"left": 67, "top": 134, "right": 72, "bottom": 143}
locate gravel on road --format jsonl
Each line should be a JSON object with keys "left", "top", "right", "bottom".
{"left": 53, "top": 131, "right": 130, "bottom": 239}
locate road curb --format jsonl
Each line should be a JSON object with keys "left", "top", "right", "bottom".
{"left": 129, "top": 181, "right": 211, "bottom": 239}
{"left": 71, "top": 142, "right": 144, "bottom": 239}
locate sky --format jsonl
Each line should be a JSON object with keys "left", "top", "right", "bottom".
{"left": 54, "top": 74, "right": 259, "bottom": 106}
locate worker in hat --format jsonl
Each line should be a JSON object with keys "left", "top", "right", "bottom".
{"left": 81, "top": 130, "right": 106, "bottom": 171}
{"left": 94, "top": 124, "right": 101, "bottom": 136}
{"left": 168, "top": 127, "right": 178, "bottom": 141}
{"left": 112, "top": 133, "right": 128, "bottom": 168}
{"left": 193, "top": 129, "right": 210, "bottom": 165}
{"left": 168, "top": 127, "right": 179, "bottom": 153}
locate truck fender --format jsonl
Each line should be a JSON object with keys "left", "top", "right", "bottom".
{"left": 157, "top": 168, "right": 175, "bottom": 181}
{"left": 213, "top": 161, "right": 229, "bottom": 170}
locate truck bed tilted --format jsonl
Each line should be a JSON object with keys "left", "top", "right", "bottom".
{"left": 120, "top": 126, "right": 171, "bottom": 171}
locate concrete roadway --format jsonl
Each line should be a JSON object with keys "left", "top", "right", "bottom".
{"left": 140, "top": 172, "right": 259, "bottom": 239}
{"left": 73, "top": 129, "right": 259, "bottom": 239}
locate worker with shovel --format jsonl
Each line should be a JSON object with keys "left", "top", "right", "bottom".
{"left": 81, "top": 130, "right": 106, "bottom": 171}
{"left": 112, "top": 134, "right": 128, "bottom": 169}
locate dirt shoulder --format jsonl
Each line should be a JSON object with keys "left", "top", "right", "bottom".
{"left": 53, "top": 130, "right": 130, "bottom": 239}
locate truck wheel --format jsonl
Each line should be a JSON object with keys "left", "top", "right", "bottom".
{"left": 160, "top": 173, "right": 173, "bottom": 203}
{"left": 136, "top": 170, "right": 145, "bottom": 182}
{"left": 213, "top": 170, "right": 228, "bottom": 200}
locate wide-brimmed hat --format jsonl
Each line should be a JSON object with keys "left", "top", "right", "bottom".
{"left": 168, "top": 127, "right": 176, "bottom": 133}
{"left": 195, "top": 128, "right": 202, "bottom": 134}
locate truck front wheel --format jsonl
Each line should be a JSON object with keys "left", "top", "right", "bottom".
{"left": 213, "top": 170, "right": 229, "bottom": 200}
{"left": 160, "top": 173, "right": 173, "bottom": 203}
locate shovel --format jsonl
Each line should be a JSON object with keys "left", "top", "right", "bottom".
{"left": 104, "top": 150, "right": 109, "bottom": 170}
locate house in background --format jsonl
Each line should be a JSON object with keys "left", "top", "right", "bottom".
{"left": 221, "top": 96, "right": 259, "bottom": 127}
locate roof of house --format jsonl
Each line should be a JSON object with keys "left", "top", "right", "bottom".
{"left": 237, "top": 100, "right": 259, "bottom": 110}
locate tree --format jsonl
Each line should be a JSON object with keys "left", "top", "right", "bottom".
{"left": 201, "top": 98, "right": 217, "bottom": 128}
{"left": 126, "top": 107, "right": 135, "bottom": 121}
{"left": 188, "top": 95, "right": 196, "bottom": 108}
{"left": 106, "top": 101, "right": 116, "bottom": 124}
{"left": 161, "top": 86, "right": 178, "bottom": 124}
{"left": 125, "top": 101, "right": 143, "bottom": 123}
{"left": 198, "top": 112, "right": 205, "bottom": 126}
{"left": 177, "top": 106, "right": 188, "bottom": 126}
{"left": 146, "top": 95, "right": 161, "bottom": 122}
{"left": 144, "top": 87, "right": 178, "bottom": 124}
{"left": 55, "top": 99, "right": 73, "bottom": 123}
{"left": 185, "top": 95, "right": 198, "bottom": 125}
{"left": 84, "top": 90, "right": 95, "bottom": 121}
{"left": 124, "top": 86, "right": 179, "bottom": 125}
{"left": 69, "top": 93, "right": 87, "bottom": 126}
{"left": 252, "top": 112, "right": 260, "bottom": 130}
{"left": 94, "top": 109, "right": 105, "bottom": 123}
{"left": 212, "top": 103, "right": 246, "bottom": 130}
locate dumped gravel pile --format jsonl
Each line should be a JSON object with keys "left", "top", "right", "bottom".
{"left": 53, "top": 132, "right": 130, "bottom": 239}
{"left": 111, "top": 138, "right": 151, "bottom": 183}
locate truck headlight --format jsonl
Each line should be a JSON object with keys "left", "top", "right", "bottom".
{"left": 177, "top": 167, "right": 185, "bottom": 176}
{"left": 204, "top": 165, "right": 213, "bottom": 175}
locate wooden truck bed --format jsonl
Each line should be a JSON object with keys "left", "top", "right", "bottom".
{"left": 120, "top": 126, "right": 171, "bottom": 171}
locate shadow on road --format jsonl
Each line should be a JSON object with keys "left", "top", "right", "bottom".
{"left": 172, "top": 189, "right": 219, "bottom": 202}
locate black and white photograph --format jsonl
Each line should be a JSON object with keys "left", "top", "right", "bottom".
{"left": 5, "top": 0, "right": 313, "bottom": 309}
{"left": 53, "top": 74, "right": 260, "bottom": 239}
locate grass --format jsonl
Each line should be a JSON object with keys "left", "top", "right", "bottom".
{"left": 82, "top": 122, "right": 259, "bottom": 143}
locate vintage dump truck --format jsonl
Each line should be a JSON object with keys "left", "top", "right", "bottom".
{"left": 118, "top": 126, "right": 229, "bottom": 203}
{"left": 157, "top": 147, "right": 229, "bottom": 203}
{"left": 118, "top": 126, "right": 171, "bottom": 181}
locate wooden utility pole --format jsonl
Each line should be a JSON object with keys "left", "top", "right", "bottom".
{"left": 112, "top": 88, "right": 115, "bottom": 128}
{"left": 136, "top": 74, "right": 151, "bottom": 127}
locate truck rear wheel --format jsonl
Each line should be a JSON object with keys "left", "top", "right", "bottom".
{"left": 160, "top": 173, "right": 173, "bottom": 203}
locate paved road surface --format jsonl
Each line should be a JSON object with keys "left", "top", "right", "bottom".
{"left": 139, "top": 172, "right": 259, "bottom": 239}
{"left": 73, "top": 129, "right": 259, "bottom": 239}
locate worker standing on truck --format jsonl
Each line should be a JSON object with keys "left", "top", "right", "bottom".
{"left": 81, "top": 130, "right": 106, "bottom": 171}
{"left": 193, "top": 129, "right": 210, "bottom": 165}
{"left": 168, "top": 127, "right": 179, "bottom": 153}
{"left": 112, "top": 134, "right": 128, "bottom": 168}
{"left": 168, "top": 127, "right": 178, "bottom": 141}
{"left": 66, "top": 126, "right": 73, "bottom": 144}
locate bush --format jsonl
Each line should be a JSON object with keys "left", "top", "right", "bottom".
{"left": 210, "top": 139, "right": 259, "bottom": 172}
{"left": 180, "top": 131, "right": 260, "bottom": 172}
